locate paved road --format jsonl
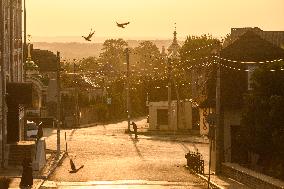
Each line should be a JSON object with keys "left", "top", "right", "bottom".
{"left": 41, "top": 180, "right": 206, "bottom": 189}
{"left": 41, "top": 119, "right": 209, "bottom": 188}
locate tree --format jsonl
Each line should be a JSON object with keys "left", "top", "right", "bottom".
{"left": 99, "top": 38, "right": 128, "bottom": 73}
{"left": 132, "top": 41, "right": 163, "bottom": 76}
{"left": 178, "top": 34, "right": 220, "bottom": 100}
{"left": 242, "top": 61, "right": 284, "bottom": 180}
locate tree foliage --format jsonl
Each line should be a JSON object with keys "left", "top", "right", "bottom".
{"left": 179, "top": 34, "right": 220, "bottom": 101}
{"left": 242, "top": 61, "right": 284, "bottom": 179}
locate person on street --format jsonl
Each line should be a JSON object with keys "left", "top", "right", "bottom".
{"left": 20, "top": 156, "right": 33, "bottom": 188}
{"left": 37, "top": 122, "right": 43, "bottom": 141}
{"left": 131, "top": 121, "right": 138, "bottom": 139}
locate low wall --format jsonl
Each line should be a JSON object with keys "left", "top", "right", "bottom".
{"left": 222, "top": 163, "right": 284, "bottom": 189}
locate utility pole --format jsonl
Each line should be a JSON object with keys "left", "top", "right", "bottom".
{"left": 215, "top": 55, "right": 223, "bottom": 174}
{"left": 167, "top": 57, "right": 172, "bottom": 130}
{"left": 0, "top": 0, "right": 6, "bottom": 168}
{"left": 56, "top": 52, "right": 61, "bottom": 157}
{"left": 125, "top": 48, "right": 131, "bottom": 132}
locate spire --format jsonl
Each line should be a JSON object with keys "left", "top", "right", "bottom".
{"left": 173, "top": 23, "right": 177, "bottom": 44}
{"left": 168, "top": 23, "right": 180, "bottom": 59}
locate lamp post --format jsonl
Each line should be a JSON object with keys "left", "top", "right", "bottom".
{"left": 125, "top": 48, "right": 131, "bottom": 132}
{"left": 167, "top": 57, "right": 172, "bottom": 130}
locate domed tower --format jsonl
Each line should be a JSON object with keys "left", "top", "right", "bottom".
{"left": 25, "top": 43, "right": 39, "bottom": 75}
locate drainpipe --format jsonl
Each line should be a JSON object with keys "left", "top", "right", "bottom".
{"left": 9, "top": 0, "right": 14, "bottom": 81}
{"left": 1, "top": 0, "right": 6, "bottom": 168}
{"left": 23, "top": 0, "right": 26, "bottom": 81}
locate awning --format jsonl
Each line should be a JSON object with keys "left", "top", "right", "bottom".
{"left": 6, "top": 82, "right": 33, "bottom": 105}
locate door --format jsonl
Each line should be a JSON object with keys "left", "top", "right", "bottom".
{"left": 7, "top": 105, "right": 20, "bottom": 144}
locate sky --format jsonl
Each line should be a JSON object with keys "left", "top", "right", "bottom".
{"left": 27, "top": 0, "right": 284, "bottom": 42}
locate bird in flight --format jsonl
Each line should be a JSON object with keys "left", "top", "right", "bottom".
{"left": 116, "top": 21, "right": 130, "bottom": 28}
{"left": 82, "top": 28, "right": 95, "bottom": 41}
{"left": 69, "top": 158, "right": 84, "bottom": 173}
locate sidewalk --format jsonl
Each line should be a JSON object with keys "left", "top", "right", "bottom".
{"left": 184, "top": 167, "right": 251, "bottom": 189}
{"left": 0, "top": 150, "right": 66, "bottom": 189}
{"left": 197, "top": 172, "right": 251, "bottom": 189}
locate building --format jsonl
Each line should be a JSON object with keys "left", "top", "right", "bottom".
{"left": 148, "top": 27, "right": 195, "bottom": 132}
{"left": 219, "top": 31, "right": 284, "bottom": 164}
{"left": 0, "top": 0, "right": 34, "bottom": 167}
{"left": 28, "top": 48, "right": 59, "bottom": 124}
{"left": 148, "top": 100, "right": 192, "bottom": 131}
{"left": 228, "top": 27, "right": 284, "bottom": 49}
{"left": 199, "top": 31, "right": 284, "bottom": 178}
{"left": 25, "top": 46, "right": 50, "bottom": 125}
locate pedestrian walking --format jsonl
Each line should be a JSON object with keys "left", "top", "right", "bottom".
{"left": 132, "top": 121, "right": 138, "bottom": 139}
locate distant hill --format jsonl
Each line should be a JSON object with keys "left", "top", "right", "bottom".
{"left": 33, "top": 40, "right": 180, "bottom": 60}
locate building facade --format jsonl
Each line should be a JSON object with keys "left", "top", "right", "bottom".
{"left": 0, "top": 0, "right": 29, "bottom": 167}
{"left": 148, "top": 101, "right": 192, "bottom": 131}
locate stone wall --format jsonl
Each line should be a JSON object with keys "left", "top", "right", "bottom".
{"left": 222, "top": 163, "right": 284, "bottom": 189}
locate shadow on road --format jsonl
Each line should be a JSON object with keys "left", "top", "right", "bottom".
{"left": 179, "top": 142, "right": 190, "bottom": 153}
{"left": 129, "top": 134, "right": 145, "bottom": 161}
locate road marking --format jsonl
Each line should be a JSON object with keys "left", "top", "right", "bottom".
{"left": 41, "top": 180, "right": 205, "bottom": 188}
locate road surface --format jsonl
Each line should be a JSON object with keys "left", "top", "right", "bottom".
{"left": 41, "top": 118, "right": 209, "bottom": 188}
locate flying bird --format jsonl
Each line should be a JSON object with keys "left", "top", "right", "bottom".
{"left": 82, "top": 28, "right": 95, "bottom": 41}
{"left": 116, "top": 22, "right": 130, "bottom": 28}
{"left": 69, "top": 158, "right": 84, "bottom": 173}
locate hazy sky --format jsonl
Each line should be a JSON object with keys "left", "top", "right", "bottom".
{"left": 27, "top": 0, "right": 284, "bottom": 41}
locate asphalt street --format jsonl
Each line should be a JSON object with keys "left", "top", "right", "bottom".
{"left": 41, "top": 119, "right": 209, "bottom": 188}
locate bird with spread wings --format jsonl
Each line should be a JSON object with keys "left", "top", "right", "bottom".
{"left": 82, "top": 28, "right": 95, "bottom": 41}
{"left": 116, "top": 21, "right": 130, "bottom": 28}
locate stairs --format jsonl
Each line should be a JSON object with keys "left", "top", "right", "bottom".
{"left": 8, "top": 141, "right": 35, "bottom": 166}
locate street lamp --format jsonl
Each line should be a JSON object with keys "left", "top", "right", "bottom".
{"left": 167, "top": 57, "right": 172, "bottom": 130}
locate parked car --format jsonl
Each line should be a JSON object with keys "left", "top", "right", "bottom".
{"left": 26, "top": 121, "right": 38, "bottom": 139}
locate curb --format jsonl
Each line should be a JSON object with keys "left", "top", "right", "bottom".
{"left": 36, "top": 151, "right": 67, "bottom": 179}
{"left": 185, "top": 167, "right": 223, "bottom": 189}
{"left": 35, "top": 151, "right": 67, "bottom": 189}
{"left": 197, "top": 173, "right": 223, "bottom": 189}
